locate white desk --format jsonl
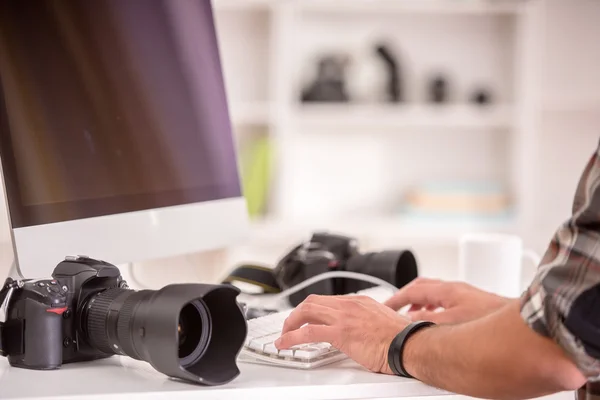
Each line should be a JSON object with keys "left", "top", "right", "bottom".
{"left": 0, "top": 249, "right": 572, "bottom": 400}
{"left": 0, "top": 356, "right": 455, "bottom": 400}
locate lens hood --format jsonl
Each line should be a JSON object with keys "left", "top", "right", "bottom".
{"left": 345, "top": 250, "right": 418, "bottom": 294}
{"left": 128, "top": 283, "right": 247, "bottom": 385}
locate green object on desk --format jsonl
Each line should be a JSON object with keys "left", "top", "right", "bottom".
{"left": 239, "top": 136, "right": 272, "bottom": 218}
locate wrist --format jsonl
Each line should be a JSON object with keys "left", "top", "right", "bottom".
{"left": 388, "top": 321, "right": 435, "bottom": 378}
{"left": 401, "top": 322, "right": 436, "bottom": 380}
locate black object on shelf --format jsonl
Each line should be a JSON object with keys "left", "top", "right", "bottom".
{"left": 301, "top": 55, "right": 350, "bottom": 103}
{"left": 375, "top": 43, "right": 403, "bottom": 102}
{"left": 428, "top": 75, "right": 449, "bottom": 103}
{"left": 470, "top": 88, "right": 492, "bottom": 106}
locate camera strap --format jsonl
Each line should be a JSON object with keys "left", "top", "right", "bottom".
{"left": 222, "top": 264, "right": 282, "bottom": 294}
{"left": 0, "top": 278, "right": 16, "bottom": 356}
{"left": 221, "top": 241, "right": 337, "bottom": 295}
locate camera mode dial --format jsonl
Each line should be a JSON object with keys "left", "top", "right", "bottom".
{"left": 22, "top": 279, "right": 68, "bottom": 310}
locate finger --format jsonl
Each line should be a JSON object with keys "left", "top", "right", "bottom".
{"left": 281, "top": 303, "right": 338, "bottom": 334}
{"left": 275, "top": 324, "right": 336, "bottom": 349}
{"left": 406, "top": 302, "right": 438, "bottom": 315}
{"left": 382, "top": 277, "right": 443, "bottom": 310}
{"left": 400, "top": 277, "right": 443, "bottom": 312}
{"left": 408, "top": 304, "right": 423, "bottom": 312}
{"left": 400, "top": 277, "right": 444, "bottom": 291}
{"left": 411, "top": 277, "right": 444, "bottom": 286}
{"left": 384, "top": 282, "right": 449, "bottom": 311}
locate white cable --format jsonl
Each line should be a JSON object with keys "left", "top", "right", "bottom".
{"left": 266, "top": 271, "right": 398, "bottom": 304}
{"left": 125, "top": 262, "right": 149, "bottom": 290}
{"left": 7, "top": 259, "right": 23, "bottom": 280}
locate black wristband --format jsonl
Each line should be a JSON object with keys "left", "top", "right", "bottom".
{"left": 387, "top": 321, "right": 435, "bottom": 378}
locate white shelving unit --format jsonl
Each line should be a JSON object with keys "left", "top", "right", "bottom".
{"left": 217, "top": 0, "right": 527, "bottom": 14}
{"left": 292, "top": 103, "right": 514, "bottom": 130}
{"left": 209, "top": 0, "right": 545, "bottom": 273}
{"left": 229, "top": 102, "right": 273, "bottom": 126}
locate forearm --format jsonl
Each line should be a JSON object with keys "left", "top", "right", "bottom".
{"left": 403, "top": 300, "right": 586, "bottom": 400}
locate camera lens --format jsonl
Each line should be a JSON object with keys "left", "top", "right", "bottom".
{"left": 177, "top": 300, "right": 211, "bottom": 367}
{"left": 80, "top": 284, "right": 246, "bottom": 386}
{"left": 83, "top": 289, "right": 212, "bottom": 367}
{"left": 83, "top": 288, "right": 145, "bottom": 358}
{"left": 344, "top": 250, "right": 418, "bottom": 294}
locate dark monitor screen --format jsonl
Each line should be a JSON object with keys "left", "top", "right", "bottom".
{"left": 0, "top": 0, "right": 241, "bottom": 228}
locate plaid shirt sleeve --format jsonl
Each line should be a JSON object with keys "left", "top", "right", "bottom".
{"left": 520, "top": 141, "right": 600, "bottom": 381}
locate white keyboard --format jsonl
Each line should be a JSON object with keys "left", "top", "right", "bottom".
{"left": 238, "top": 286, "right": 395, "bottom": 369}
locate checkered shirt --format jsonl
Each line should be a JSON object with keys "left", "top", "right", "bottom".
{"left": 521, "top": 141, "right": 600, "bottom": 400}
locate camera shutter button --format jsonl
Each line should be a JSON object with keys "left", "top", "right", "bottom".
{"left": 52, "top": 297, "right": 65, "bottom": 305}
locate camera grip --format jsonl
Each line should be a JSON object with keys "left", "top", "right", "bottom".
{"left": 21, "top": 299, "right": 63, "bottom": 369}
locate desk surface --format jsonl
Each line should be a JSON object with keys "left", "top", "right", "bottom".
{"left": 0, "top": 356, "right": 452, "bottom": 400}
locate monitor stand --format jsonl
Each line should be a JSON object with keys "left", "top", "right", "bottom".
{"left": 6, "top": 259, "right": 23, "bottom": 280}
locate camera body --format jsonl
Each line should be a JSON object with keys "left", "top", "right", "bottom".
{"left": 0, "top": 255, "right": 248, "bottom": 385}
{"left": 0, "top": 255, "right": 127, "bottom": 370}
{"left": 273, "top": 232, "right": 419, "bottom": 306}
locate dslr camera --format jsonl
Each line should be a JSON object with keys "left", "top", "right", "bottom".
{"left": 236, "top": 232, "right": 417, "bottom": 307}
{"left": 0, "top": 255, "right": 247, "bottom": 386}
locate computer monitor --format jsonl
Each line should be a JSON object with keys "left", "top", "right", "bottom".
{"left": 0, "top": 1, "right": 249, "bottom": 278}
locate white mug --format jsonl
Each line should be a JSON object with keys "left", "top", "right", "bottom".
{"left": 458, "top": 233, "right": 540, "bottom": 298}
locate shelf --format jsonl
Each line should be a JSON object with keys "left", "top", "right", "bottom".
{"left": 229, "top": 102, "right": 272, "bottom": 126}
{"left": 213, "top": 0, "right": 525, "bottom": 15}
{"left": 213, "top": 0, "right": 273, "bottom": 11}
{"left": 297, "top": 0, "right": 524, "bottom": 15}
{"left": 245, "top": 215, "right": 518, "bottom": 247}
{"left": 293, "top": 104, "right": 514, "bottom": 130}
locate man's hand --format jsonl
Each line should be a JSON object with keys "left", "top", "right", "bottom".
{"left": 384, "top": 278, "right": 511, "bottom": 324}
{"left": 274, "top": 294, "right": 410, "bottom": 374}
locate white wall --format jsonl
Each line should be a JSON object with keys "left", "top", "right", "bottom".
{"left": 0, "top": 0, "right": 597, "bottom": 286}
{"left": 528, "top": 0, "right": 600, "bottom": 255}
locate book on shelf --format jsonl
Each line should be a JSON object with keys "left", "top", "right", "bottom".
{"left": 399, "top": 180, "right": 513, "bottom": 223}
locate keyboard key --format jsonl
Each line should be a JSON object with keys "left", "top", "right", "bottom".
{"left": 278, "top": 349, "right": 294, "bottom": 357}
{"left": 263, "top": 343, "right": 279, "bottom": 355}
{"left": 249, "top": 333, "right": 279, "bottom": 351}
{"left": 293, "top": 346, "right": 326, "bottom": 359}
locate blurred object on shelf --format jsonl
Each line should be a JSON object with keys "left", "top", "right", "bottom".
{"left": 301, "top": 54, "right": 351, "bottom": 102}
{"left": 375, "top": 42, "right": 404, "bottom": 103}
{"left": 239, "top": 135, "right": 273, "bottom": 218}
{"left": 307, "top": 40, "right": 405, "bottom": 104}
{"left": 347, "top": 43, "right": 387, "bottom": 103}
{"left": 470, "top": 87, "right": 493, "bottom": 106}
{"left": 428, "top": 74, "right": 450, "bottom": 103}
{"left": 400, "top": 181, "right": 512, "bottom": 221}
